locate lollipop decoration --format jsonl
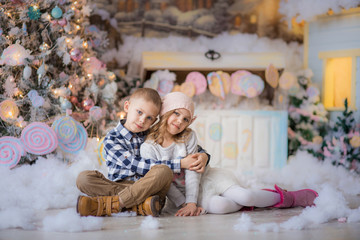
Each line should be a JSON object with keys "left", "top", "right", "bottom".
{"left": 97, "top": 137, "right": 106, "bottom": 165}
{"left": 265, "top": 64, "right": 279, "bottom": 88}
{"left": 185, "top": 72, "right": 207, "bottom": 95}
{"left": 31, "top": 96, "right": 45, "bottom": 108}
{"left": 52, "top": 116, "right": 77, "bottom": 144}
{"left": 207, "top": 71, "right": 230, "bottom": 100}
{"left": 20, "top": 122, "right": 58, "bottom": 155}
{"left": 237, "top": 74, "right": 265, "bottom": 98}
{"left": 180, "top": 81, "right": 196, "bottom": 98}
{"left": 0, "top": 136, "right": 25, "bottom": 169}
{"left": 58, "top": 121, "right": 87, "bottom": 154}
{"left": 279, "top": 71, "right": 297, "bottom": 90}
{"left": 230, "top": 70, "right": 252, "bottom": 95}
{"left": 158, "top": 79, "right": 174, "bottom": 97}
{"left": 89, "top": 106, "right": 103, "bottom": 122}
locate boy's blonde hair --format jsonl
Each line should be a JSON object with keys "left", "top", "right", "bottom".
{"left": 146, "top": 110, "right": 192, "bottom": 145}
{"left": 129, "top": 88, "right": 162, "bottom": 108}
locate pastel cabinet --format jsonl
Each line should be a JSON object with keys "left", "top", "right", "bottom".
{"left": 192, "top": 110, "right": 288, "bottom": 172}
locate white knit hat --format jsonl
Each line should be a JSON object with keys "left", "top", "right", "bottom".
{"left": 160, "top": 92, "right": 195, "bottom": 119}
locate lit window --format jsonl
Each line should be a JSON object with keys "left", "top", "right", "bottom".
{"left": 323, "top": 57, "right": 352, "bottom": 108}
{"left": 319, "top": 49, "right": 359, "bottom": 110}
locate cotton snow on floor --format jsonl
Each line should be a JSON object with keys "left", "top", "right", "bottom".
{"left": 0, "top": 138, "right": 359, "bottom": 232}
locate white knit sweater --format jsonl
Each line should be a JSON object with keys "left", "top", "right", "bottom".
{"left": 140, "top": 130, "right": 201, "bottom": 207}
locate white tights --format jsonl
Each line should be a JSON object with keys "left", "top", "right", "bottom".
{"left": 206, "top": 185, "right": 281, "bottom": 214}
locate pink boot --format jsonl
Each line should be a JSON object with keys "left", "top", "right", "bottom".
{"left": 265, "top": 185, "right": 318, "bottom": 208}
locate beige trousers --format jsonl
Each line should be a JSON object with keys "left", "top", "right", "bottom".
{"left": 76, "top": 165, "right": 173, "bottom": 208}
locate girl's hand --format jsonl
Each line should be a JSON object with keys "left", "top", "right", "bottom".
{"left": 189, "top": 153, "right": 207, "bottom": 173}
{"left": 175, "top": 203, "right": 202, "bottom": 217}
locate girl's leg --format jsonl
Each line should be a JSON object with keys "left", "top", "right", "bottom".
{"left": 206, "top": 195, "right": 243, "bottom": 214}
{"left": 222, "top": 185, "right": 280, "bottom": 208}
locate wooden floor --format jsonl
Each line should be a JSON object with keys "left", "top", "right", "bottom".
{"left": 1, "top": 208, "right": 360, "bottom": 240}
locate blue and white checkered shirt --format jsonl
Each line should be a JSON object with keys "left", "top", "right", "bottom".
{"left": 104, "top": 120, "right": 182, "bottom": 182}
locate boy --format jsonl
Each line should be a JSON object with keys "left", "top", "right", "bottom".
{"left": 76, "top": 88, "right": 209, "bottom": 217}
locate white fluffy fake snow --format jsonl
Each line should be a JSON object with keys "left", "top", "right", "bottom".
{"left": 279, "top": 0, "right": 360, "bottom": 23}
{"left": 0, "top": 139, "right": 359, "bottom": 232}
{"left": 140, "top": 216, "right": 161, "bottom": 229}
{"left": 233, "top": 151, "right": 360, "bottom": 232}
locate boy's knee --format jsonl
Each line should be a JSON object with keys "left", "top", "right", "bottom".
{"left": 151, "top": 165, "right": 173, "bottom": 181}
{"left": 76, "top": 170, "right": 92, "bottom": 189}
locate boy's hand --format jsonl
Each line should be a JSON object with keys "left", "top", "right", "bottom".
{"left": 175, "top": 203, "right": 203, "bottom": 217}
{"left": 189, "top": 153, "right": 208, "bottom": 173}
{"left": 180, "top": 154, "right": 198, "bottom": 169}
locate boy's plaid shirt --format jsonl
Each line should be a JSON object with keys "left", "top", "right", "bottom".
{"left": 104, "top": 121, "right": 182, "bottom": 182}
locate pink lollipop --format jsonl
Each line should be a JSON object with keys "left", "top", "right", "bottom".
{"left": 185, "top": 72, "right": 207, "bottom": 95}
{"left": 230, "top": 70, "right": 252, "bottom": 95}
{"left": 59, "top": 121, "right": 87, "bottom": 154}
{"left": 0, "top": 136, "right": 25, "bottom": 169}
{"left": 21, "top": 122, "right": 58, "bottom": 155}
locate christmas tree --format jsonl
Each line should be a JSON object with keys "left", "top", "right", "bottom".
{"left": 0, "top": 0, "right": 119, "bottom": 166}
{"left": 287, "top": 70, "right": 328, "bottom": 157}
{"left": 322, "top": 99, "right": 360, "bottom": 173}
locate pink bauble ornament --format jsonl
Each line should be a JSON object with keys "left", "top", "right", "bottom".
{"left": 82, "top": 98, "right": 95, "bottom": 111}
{"left": 85, "top": 57, "right": 106, "bottom": 75}
{"left": 70, "top": 48, "right": 83, "bottom": 62}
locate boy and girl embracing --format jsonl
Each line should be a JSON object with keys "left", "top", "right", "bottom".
{"left": 76, "top": 88, "right": 318, "bottom": 217}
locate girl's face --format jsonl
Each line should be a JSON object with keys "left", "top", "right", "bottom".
{"left": 166, "top": 108, "right": 192, "bottom": 136}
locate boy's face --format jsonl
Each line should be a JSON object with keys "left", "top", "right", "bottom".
{"left": 123, "top": 97, "right": 160, "bottom": 133}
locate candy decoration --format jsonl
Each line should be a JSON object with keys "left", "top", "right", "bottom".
{"left": 180, "top": 81, "right": 196, "bottom": 98}
{"left": 279, "top": 72, "right": 297, "bottom": 90}
{"left": 207, "top": 71, "right": 230, "bottom": 100}
{"left": 51, "top": 6, "right": 63, "bottom": 19}
{"left": 97, "top": 137, "right": 106, "bottom": 165}
{"left": 265, "top": 64, "right": 279, "bottom": 88}
{"left": 230, "top": 70, "right": 252, "bottom": 95}
{"left": 0, "top": 136, "right": 25, "bottom": 169}
{"left": 52, "top": 116, "right": 77, "bottom": 144}
{"left": 27, "top": 89, "right": 39, "bottom": 99}
{"left": 21, "top": 122, "right": 58, "bottom": 155}
{"left": 157, "top": 80, "right": 174, "bottom": 97}
{"left": 217, "top": 71, "right": 231, "bottom": 94}
{"left": 237, "top": 74, "right": 265, "bottom": 98}
{"left": 0, "top": 99, "right": 19, "bottom": 122}
{"left": 89, "top": 106, "right": 103, "bottom": 122}
{"left": 185, "top": 72, "right": 207, "bottom": 95}
{"left": 172, "top": 84, "right": 181, "bottom": 92}
{"left": 59, "top": 121, "right": 87, "bottom": 154}
{"left": 31, "top": 95, "right": 45, "bottom": 108}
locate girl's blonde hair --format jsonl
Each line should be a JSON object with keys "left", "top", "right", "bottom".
{"left": 146, "top": 110, "right": 192, "bottom": 145}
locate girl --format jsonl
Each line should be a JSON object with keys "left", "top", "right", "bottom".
{"left": 140, "top": 92, "right": 318, "bottom": 216}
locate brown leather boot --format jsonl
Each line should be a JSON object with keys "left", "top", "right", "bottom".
{"left": 77, "top": 195, "right": 121, "bottom": 216}
{"left": 131, "top": 195, "right": 161, "bottom": 217}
